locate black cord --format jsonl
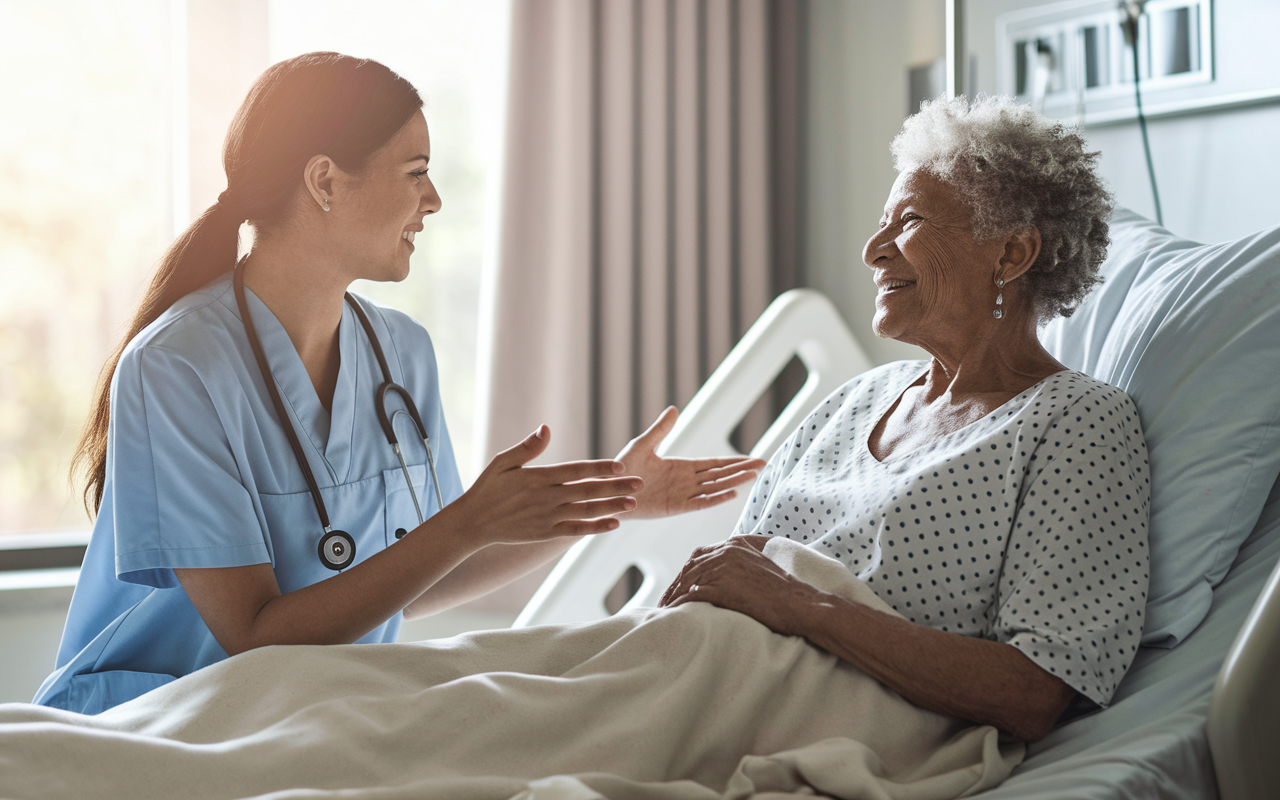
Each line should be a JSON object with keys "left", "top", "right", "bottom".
{"left": 1129, "top": 21, "right": 1164, "bottom": 227}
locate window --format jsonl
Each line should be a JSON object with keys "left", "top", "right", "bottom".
{"left": 0, "top": 1, "right": 508, "bottom": 537}
{"left": 0, "top": 0, "right": 175, "bottom": 534}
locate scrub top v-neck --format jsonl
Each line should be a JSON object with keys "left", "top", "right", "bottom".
{"left": 35, "top": 272, "right": 463, "bottom": 715}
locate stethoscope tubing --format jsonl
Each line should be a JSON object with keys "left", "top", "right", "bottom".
{"left": 389, "top": 412, "right": 445, "bottom": 525}
{"left": 233, "top": 259, "right": 442, "bottom": 570}
{"left": 233, "top": 262, "right": 336, "bottom": 534}
{"left": 347, "top": 303, "right": 445, "bottom": 515}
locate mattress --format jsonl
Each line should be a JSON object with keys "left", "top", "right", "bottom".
{"left": 978, "top": 479, "right": 1280, "bottom": 799}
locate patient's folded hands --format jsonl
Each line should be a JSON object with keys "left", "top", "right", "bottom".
{"left": 614, "top": 406, "right": 765, "bottom": 519}
{"left": 658, "top": 535, "right": 827, "bottom": 638}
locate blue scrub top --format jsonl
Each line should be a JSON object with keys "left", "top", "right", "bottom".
{"left": 34, "top": 273, "right": 463, "bottom": 714}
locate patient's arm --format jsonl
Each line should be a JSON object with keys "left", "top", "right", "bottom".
{"left": 660, "top": 538, "right": 1076, "bottom": 742}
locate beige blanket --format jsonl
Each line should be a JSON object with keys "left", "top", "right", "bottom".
{"left": 0, "top": 539, "right": 1023, "bottom": 799}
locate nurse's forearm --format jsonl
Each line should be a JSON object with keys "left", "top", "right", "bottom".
{"left": 177, "top": 502, "right": 492, "bottom": 654}
{"left": 179, "top": 435, "right": 640, "bottom": 654}
{"left": 402, "top": 538, "right": 575, "bottom": 619}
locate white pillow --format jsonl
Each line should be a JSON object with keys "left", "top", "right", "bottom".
{"left": 1041, "top": 207, "right": 1280, "bottom": 646}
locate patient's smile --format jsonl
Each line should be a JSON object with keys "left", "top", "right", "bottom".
{"left": 879, "top": 279, "right": 913, "bottom": 291}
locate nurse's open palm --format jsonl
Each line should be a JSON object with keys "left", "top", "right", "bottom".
{"left": 615, "top": 407, "right": 765, "bottom": 519}
{"left": 456, "top": 425, "right": 644, "bottom": 545}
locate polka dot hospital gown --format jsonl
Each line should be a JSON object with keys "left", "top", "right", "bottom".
{"left": 736, "top": 360, "right": 1151, "bottom": 707}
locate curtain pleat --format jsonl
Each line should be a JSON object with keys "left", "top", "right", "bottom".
{"left": 480, "top": 0, "right": 790, "bottom": 465}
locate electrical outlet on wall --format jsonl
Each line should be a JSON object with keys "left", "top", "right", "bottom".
{"left": 997, "top": 0, "right": 1212, "bottom": 116}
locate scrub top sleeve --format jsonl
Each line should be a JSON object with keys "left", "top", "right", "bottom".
{"left": 112, "top": 345, "right": 270, "bottom": 588}
{"left": 992, "top": 388, "right": 1151, "bottom": 707}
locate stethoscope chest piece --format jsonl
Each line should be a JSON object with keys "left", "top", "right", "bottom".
{"left": 318, "top": 529, "right": 357, "bottom": 571}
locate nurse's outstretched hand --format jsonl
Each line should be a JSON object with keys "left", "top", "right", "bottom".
{"left": 451, "top": 425, "right": 643, "bottom": 544}
{"left": 614, "top": 406, "right": 766, "bottom": 519}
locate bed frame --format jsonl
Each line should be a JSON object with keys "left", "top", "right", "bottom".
{"left": 514, "top": 290, "right": 871, "bottom": 624}
{"left": 516, "top": 288, "right": 1280, "bottom": 800}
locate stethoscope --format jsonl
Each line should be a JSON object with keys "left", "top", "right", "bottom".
{"left": 233, "top": 260, "right": 443, "bottom": 571}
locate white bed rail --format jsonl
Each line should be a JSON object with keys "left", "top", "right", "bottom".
{"left": 1209, "top": 550, "right": 1280, "bottom": 800}
{"left": 514, "top": 289, "right": 872, "bottom": 627}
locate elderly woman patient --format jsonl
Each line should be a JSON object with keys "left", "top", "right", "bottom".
{"left": 661, "top": 95, "right": 1150, "bottom": 743}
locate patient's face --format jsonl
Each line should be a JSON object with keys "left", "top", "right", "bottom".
{"left": 861, "top": 170, "right": 1006, "bottom": 349}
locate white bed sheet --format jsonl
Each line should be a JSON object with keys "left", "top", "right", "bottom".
{"left": 977, "top": 478, "right": 1280, "bottom": 799}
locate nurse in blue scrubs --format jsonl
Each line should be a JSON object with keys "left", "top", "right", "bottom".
{"left": 38, "top": 52, "right": 763, "bottom": 714}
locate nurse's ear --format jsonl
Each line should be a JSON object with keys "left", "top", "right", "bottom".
{"left": 303, "top": 154, "right": 338, "bottom": 214}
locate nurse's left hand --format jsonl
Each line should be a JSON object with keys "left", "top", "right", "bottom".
{"left": 615, "top": 407, "right": 765, "bottom": 519}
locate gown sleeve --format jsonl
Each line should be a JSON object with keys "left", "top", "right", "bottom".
{"left": 991, "top": 384, "right": 1151, "bottom": 707}
{"left": 734, "top": 376, "right": 865, "bottom": 537}
{"left": 110, "top": 343, "right": 270, "bottom": 588}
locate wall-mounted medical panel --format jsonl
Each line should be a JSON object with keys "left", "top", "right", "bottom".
{"left": 997, "top": 0, "right": 1213, "bottom": 116}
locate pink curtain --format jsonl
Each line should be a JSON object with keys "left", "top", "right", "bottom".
{"left": 479, "top": 0, "right": 801, "bottom": 466}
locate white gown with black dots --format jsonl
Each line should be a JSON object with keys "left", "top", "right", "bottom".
{"left": 735, "top": 360, "right": 1151, "bottom": 707}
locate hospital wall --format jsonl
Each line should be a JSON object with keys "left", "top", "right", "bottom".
{"left": 805, "top": 0, "right": 1280, "bottom": 365}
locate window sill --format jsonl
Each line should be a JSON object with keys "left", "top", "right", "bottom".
{"left": 0, "top": 531, "right": 89, "bottom": 572}
{"left": 0, "top": 568, "right": 80, "bottom": 592}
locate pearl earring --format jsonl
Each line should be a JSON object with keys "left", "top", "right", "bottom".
{"left": 322, "top": 197, "right": 331, "bottom": 212}
{"left": 993, "top": 278, "right": 1005, "bottom": 319}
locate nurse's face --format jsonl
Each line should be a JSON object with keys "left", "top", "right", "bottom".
{"left": 329, "top": 111, "right": 441, "bottom": 283}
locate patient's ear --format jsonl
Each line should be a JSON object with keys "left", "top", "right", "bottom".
{"left": 998, "top": 228, "right": 1042, "bottom": 283}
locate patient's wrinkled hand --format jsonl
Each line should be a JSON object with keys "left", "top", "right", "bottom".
{"left": 658, "top": 536, "right": 829, "bottom": 638}
{"left": 615, "top": 407, "right": 765, "bottom": 520}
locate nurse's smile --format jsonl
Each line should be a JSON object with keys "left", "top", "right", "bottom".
{"left": 402, "top": 226, "right": 419, "bottom": 252}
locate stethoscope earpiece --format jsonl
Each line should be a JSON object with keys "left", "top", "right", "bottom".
{"left": 318, "top": 529, "right": 357, "bottom": 571}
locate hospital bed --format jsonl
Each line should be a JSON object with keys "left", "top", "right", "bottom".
{"left": 517, "top": 209, "right": 1280, "bottom": 800}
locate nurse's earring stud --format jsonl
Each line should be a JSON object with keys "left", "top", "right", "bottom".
{"left": 993, "top": 278, "right": 1005, "bottom": 319}
{"left": 322, "top": 196, "right": 331, "bottom": 212}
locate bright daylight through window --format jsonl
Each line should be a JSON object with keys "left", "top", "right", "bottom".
{"left": 0, "top": 0, "right": 508, "bottom": 538}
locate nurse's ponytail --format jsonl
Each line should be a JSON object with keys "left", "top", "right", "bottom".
{"left": 75, "top": 52, "right": 423, "bottom": 514}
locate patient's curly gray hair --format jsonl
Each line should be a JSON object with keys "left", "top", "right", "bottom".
{"left": 891, "top": 95, "right": 1113, "bottom": 319}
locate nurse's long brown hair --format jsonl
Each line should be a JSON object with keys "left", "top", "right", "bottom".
{"left": 74, "top": 52, "right": 423, "bottom": 515}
